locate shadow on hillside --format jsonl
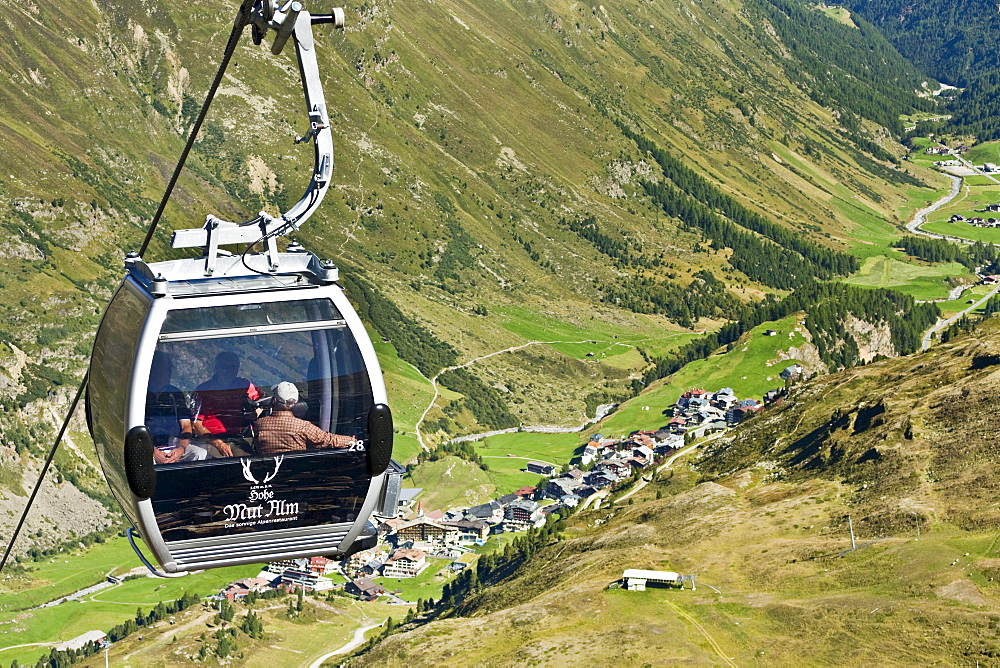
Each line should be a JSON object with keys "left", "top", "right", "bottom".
{"left": 780, "top": 411, "right": 853, "bottom": 469}
{"left": 970, "top": 354, "right": 1000, "bottom": 370}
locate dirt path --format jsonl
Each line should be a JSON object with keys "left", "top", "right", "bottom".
{"left": 307, "top": 620, "right": 385, "bottom": 667}
{"left": 0, "top": 642, "right": 57, "bottom": 654}
{"left": 414, "top": 339, "right": 633, "bottom": 451}
{"left": 122, "top": 607, "right": 215, "bottom": 661}
{"left": 667, "top": 601, "right": 737, "bottom": 667}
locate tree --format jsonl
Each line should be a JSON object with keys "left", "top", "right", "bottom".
{"left": 241, "top": 610, "right": 264, "bottom": 639}
{"left": 219, "top": 598, "right": 235, "bottom": 622}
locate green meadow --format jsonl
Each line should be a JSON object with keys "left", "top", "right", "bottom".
{"left": 916, "top": 181, "right": 1000, "bottom": 243}
{"left": 923, "top": 219, "right": 1000, "bottom": 243}
{"left": 598, "top": 316, "right": 807, "bottom": 436}
{"left": 373, "top": 332, "right": 435, "bottom": 464}
{"left": 937, "top": 284, "right": 995, "bottom": 317}
{"left": 960, "top": 140, "right": 1000, "bottom": 166}
{"left": 495, "top": 305, "right": 700, "bottom": 361}
{"left": 844, "top": 256, "right": 973, "bottom": 300}
{"left": 0, "top": 538, "right": 260, "bottom": 666}
{"left": 375, "top": 556, "right": 456, "bottom": 602}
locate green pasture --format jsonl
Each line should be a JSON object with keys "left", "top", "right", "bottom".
{"left": 900, "top": 114, "right": 951, "bottom": 128}
{"left": 0, "top": 565, "right": 257, "bottom": 666}
{"left": 843, "top": 256, "right": 973, "bottom": 300}
{"left": 832, "top": 192, "right": 899, "bottom": 258}
{"left": 961, "top": 140, "right": 1000, "bottom": 166}
{"left": 0, "top": 536, "right": 261, "bottom": 664}
{"left": 922, "top": 220, "right": 1000, "bottom": 243}
{"left": 597, "top": 316, "right": 806, "bottom": 436}
{"left": 475, "top": 431, "right": 585, "bottom": 485}
{"left": 0, "top": 538, "right": 137, "bottom": 612}
{"left": 405, "top": 457, "right": 499, "bottom": 511}
{"left": 938, "top": 284, "right": 994, "bottom": 317}
{"left": 894, "top": 184, "right": 952, "bottom": 227}
{"left": 242, "top": 598, "right": 399, "bottom": 668}
{"left": 495, "top": 305, "right": 699, "bottom": 361}
{"left": 88, "top": 564, "right": 262, "bottom": 605}
{"left": 376, "top": 557, "right": 456, "bottom": 601}
{"left": 961, "top": 175, "right": 1000, "bottom": 187}
{"left": 817, "top": 5, "right": 854, "bottom": 25}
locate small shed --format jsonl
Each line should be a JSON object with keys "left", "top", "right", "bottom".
{"left": 622, "top": 569, "right": 680, "bottom": 591}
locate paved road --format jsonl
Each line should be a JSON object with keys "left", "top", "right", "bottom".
{"left": 905, "top": 173, "right": 965, "bottom": 242}
{"left": 308, "top": 621, "right": 385, "bottom": 667}
{"left": 922, "top": 283, "right": 1000, "bottom": 350}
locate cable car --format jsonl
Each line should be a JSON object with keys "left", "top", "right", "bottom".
{"left": 85, "top": 1, "right": 394, "bottom": 575}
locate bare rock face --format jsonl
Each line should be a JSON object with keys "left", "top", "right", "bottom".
{"left": 845, "top": 315, "right": 895, "bottom": 362}
{"left": 0, "top": 461, "right": 114, "bottom": 557}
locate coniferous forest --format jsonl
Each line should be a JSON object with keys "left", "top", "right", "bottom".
{"left": 844, "top": 0, "right": 1000, "bottom": 140}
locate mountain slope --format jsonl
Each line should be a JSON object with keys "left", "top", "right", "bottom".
{"left": 0, "top": 0, "right": 947, "bottom": 552}
{"left": 351, "top": 318, "right": 1000, "bottom": 665}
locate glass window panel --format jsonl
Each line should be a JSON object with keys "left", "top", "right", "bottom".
{"left": 160, "top": 298, "right": 342, "bottom": 333}
{"left": 89, "top": 284, "right": 149, "bottom": 518}
{"left": 147, "top": 323, "right": 373, "bottom": 467}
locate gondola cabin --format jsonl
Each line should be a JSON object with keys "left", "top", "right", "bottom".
{"left": 87, "top": 249, "right": 393, "bottom": 574}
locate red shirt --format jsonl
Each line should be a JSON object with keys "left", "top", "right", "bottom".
{"left": 192, "top": 376, "right": 261, "bottom": 435}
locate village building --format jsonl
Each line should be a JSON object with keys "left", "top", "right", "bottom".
{"left": 307, "top": 556, "right": 337, "bottom": 575}
{"left": 545, "top": 477, "right": 582, "bottom": 499}
{"left": 382, "top": 548, "right": 429, "bottom": 578}
{"left": 588, "top": 470, "right": 617, "bottom": 488}
{"left": 220, "top": 576, "right": 273, "bottom": 600}
{"left": 442, "top": 519, "right": 490, "bottom": 545}
{"left": 56, "top": 631, "right": 108, "bottom": 653}
{"left": 346, "top": 577, "right": 386, "bottom": 601}
{"left": 279, "top": 569, "right": 334, "bottom": 592}
{"left": 526, "top": 461, "right": 558, "bottom": 476}
{"left": 622, "top": 569, "right": 680, "bottom": 591}
{"left": 780, "top": 364, "right": 804, "bottom": 381}
{"left": 394, "top": 517, "right": 460, "bottom": 549}
{"left": 343, "top": 548, "right": 387, "bottom": 579}
{"left": 396, "top": 487, "right": 423, "bottom": 514}
{"left": 504, "top": 498, "right": 542, "bottom": 531}
{"left": 466, "top": 500, "right": 504, "bottom": 523}
{"left": 497, "top": 493, "right": 519, "bottom": 506}
{"left": 597, "top": 459, "right": 631, "bottom": 480}
{"left": 378, "top": 517, "right": 405, "bottom": 536}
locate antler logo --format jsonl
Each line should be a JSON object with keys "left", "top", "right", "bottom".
{"left": 241, "top": 455, "right": 285, "bottom": 485}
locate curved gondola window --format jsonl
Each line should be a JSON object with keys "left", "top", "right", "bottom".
{"left": 147, "top": 299, "right": 374, "bottom": 467}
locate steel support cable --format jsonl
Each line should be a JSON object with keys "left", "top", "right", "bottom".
{"left": 0, "top": 2, "right": 258, "bottom": 571}
{"left": 138, "top": 1, "right": 256, "bottom": 256}
{"left": 0, "top": 375, "right": 89, "bottom": 571}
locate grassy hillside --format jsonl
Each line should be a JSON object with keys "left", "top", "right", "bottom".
{"left": 0, "top": 0, "right": 954, "bottom": 555}
{"left": 348, "top": 317, "right": 1000, "bottom": 665}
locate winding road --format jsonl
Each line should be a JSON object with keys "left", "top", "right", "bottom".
{"left": 900, "top": 164, "right": 1000, "bottom": 349}
{"left": 905, "top": 173, "right": 965, "bottom": 242}
{"left": 921, "top": 283, "right": 1000, "bottom": 350}
{"left": 308, "top": 620, "right": 385, "bottom": 667}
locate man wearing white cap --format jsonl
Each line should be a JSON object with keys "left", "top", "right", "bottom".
{"left": 254, "top": 382, "right": 357, "bottom": 455}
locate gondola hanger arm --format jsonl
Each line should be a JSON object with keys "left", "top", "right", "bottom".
{"left": 171, "top": 1, "right": 344, "bottom": 275}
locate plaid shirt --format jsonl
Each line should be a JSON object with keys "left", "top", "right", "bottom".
{"left": 254, "top": 410, "right": 355, "bottom": 455}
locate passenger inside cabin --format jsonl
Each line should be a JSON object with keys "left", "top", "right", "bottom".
{"left": 145, "top": 351, "right": 207, "bottom": 464}
{"left": 254, "top": 382, "right": 357, "bottom": 455}
{"left": 191, "top": 351, "right": 261, "bottom": 458}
